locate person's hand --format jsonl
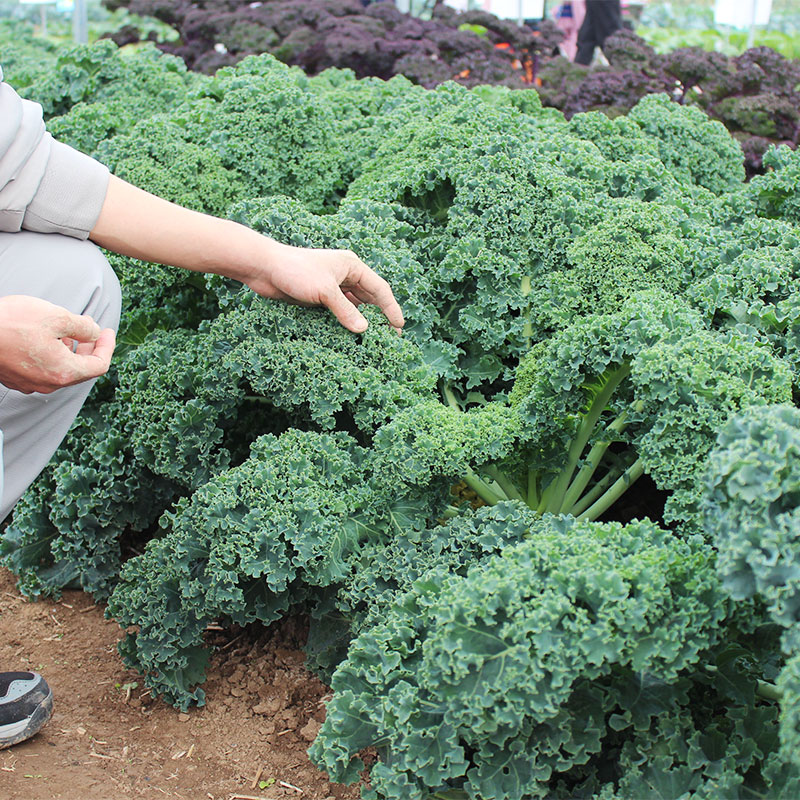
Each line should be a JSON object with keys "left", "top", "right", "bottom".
{"left": 0, "top": 295, "right": 116, "bottom": 394}
{"left": 240, "top": 241, "right": 405, "bottom": 334}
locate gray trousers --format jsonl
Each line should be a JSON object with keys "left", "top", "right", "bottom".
{"left": 0, "top": 231, "right": 121, "bottom": 521}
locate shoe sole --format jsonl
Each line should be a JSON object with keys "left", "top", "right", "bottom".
{"left": 0, "top": 688, "right": 54, "bottom": 749}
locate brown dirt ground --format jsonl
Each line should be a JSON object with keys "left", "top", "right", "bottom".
{"left": 0, "top": 567, "right": 361, "bottom": 800}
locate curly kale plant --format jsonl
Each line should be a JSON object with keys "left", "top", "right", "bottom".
{"left": 703, "top": 405, "right": 800, "bottom": 645}
{"left": 26, "top": 39, "right": 196, "bottom": 129}
{"left": 2, "top": 38, "right": 799, "bottom": 799}
{"left": 744, "top": 144, "right": 800, "bottom": 225}
{"left": 104, "top": 299, "right": 441, "bottom": 705}
{"left": 701, "top": 405, "right": 800, "bottom": 777}
{"left": 386, "top": 295, "right": 791, "bottom": 532}
{"left": 311, "top": 509, "right": 728, "bottom": 799}
{"left": 0, "top": 400, "right": 178, "bottom": 600}
{"left": 110, "top": 429, "right": 373, "bottom": 706}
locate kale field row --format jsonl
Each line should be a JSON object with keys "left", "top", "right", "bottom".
{"left": 2, "top": 25, "right": 800, "bottom": 799}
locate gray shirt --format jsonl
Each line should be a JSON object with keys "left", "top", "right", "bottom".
{"left": 0, "top": 67, "right": 110, "bottom": 240}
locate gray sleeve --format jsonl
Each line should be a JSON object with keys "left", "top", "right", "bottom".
{"left": 0, "top": 80, "right": 110, "bottom": 240}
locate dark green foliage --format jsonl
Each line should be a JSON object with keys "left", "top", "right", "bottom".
{"left": 533, "top": 201, "right": 700, "bottom": 327}
{"left": 311, "top": 511, "right": 728, "bottom": 797}
{"left": 687, "top": 214, "right": 800, "bottom": 381}
{"left": 539, "top": 31, "right": 800, "bottom": 177}
{"left": 173, "top": 55, "right": 348, "bottom": 212}
{"left": 107, "top": 252, "right": 221, "bottom": 360}
{"left": 0, "top": 20, "right": 59, "bottom": 91}
{"left": 47, "top": 7, "right": 800, "bottom": 177}
{"left": 701, "top": 405, "right": 800, "bottom": 789}
{"left": 104, "top": 301, "right": 442, "bottom": 705}
{"left": 779, "top": 650, "right": 800, "bottom": 773}
{"left": 24, "top": 39, "right": 195, "bottom": 122}
{"left": 0, "top": 401, "right": 178, "bottom": 600}
{"left": 745, "top": 145, "right": 800, "bottom": 225}
{"left": 96, "top": 118, "right": 238, "bottom": 216}
{"left": 567, "top": 110, "right": 660, "bottom": 163}
{"left": 702, "top": 405, "right": 800, "bottom": 645}
{"left": 2, "top": 35, "right": 799, "bottom": 798}
{"left": 115, "top": 297, "right": 437, "bottom": 489}
{"left": 628, "top": 94, "right": 745, "bottom": 194}
{"left": 507, "top": 295, "right": 792, "bottom": 526}
{"left": 109, "top": 429, "right": 367, "bottom": 707}
{"left": 335, "top": 502, "right": 531, "bottom": 635}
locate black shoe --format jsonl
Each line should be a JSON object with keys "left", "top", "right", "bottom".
{"left": 0, "top": 672, "right": 54, "bottom": 749}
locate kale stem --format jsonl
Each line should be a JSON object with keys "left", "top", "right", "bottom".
{"left": 757, "top": 680, "right": 783, "bottom": 702}
{"left": 463, "top": 468, "right": 503, "bottom": 506}
{"left": 440, "top": 505, "right": 461, "bottom": 520}
{"left": 521, "top": 275, "right": 533, "bottom": 355}
{"left": 560, "top": 400, "right": 643, "bottom": 514}
{"left": 536, "top": 478, "right": 556, "bottom": 514}
{"left": 559, "top": 439, "right": 613, "bottom": 514}
{"left": 545, "top": 362, "right": 631, "bottom": 514}
{"left": 483, "top": 464, "right": 524, "bottom": 502}
{"left": 569, "top": 466, "right": 622, "bottom": 517}
{"left": 443, "top": 383, "right": 462, "bottom": 412}
{"left": 576, "top": 458, "right": 644, "bottom": 521}
{"left": 527, "top": 468, "right": 540, "bottom": 508}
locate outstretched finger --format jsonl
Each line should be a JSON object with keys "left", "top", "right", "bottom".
{"left": 320, "top": 286, "right": 368, "bottom": 333}
{"left": 345, "top": 265, "right": 404, "bottom": 328}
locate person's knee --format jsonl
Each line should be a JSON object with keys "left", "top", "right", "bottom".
{"left": 52, "top": 237, "right": 122, "bottom": 333}
{"left": 75, "top": 240, "right": 122, "bottom": 333}
{"left": 0, "top": 231, "right": 122, "bottom": 332}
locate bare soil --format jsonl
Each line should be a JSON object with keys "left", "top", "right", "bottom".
{"left": 0, "top": 567, "right": 360, "bottom": 800}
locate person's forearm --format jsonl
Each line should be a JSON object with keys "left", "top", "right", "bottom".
{"left": 88, "top": 174, "right": 405, "bottom": 333}
{"left": 89, "top": 175, "right": 273, "bottom": 284}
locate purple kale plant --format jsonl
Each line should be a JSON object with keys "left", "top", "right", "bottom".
{"left": 103, "top": 0, "right": 561, "bottom": 88}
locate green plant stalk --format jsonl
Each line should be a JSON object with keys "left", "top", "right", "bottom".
{"left": 440, "top": 505, "right": 461, "bottom": 520}
{"left": 541, "top": 362, "right": 631, "bottom": 514}
{"left": 442, "top": 382, "right": 462, "bottom": 412}
{"left": 483, "top": 464, "right": 524, "bottom": 502}
{"left": 576, "top": 458, "right": 644, "bottom": 521}
{"left": 558, "top": 415, "right": 625, "bottom": 514}
{"left": 440, "top": 382, "right": 515, "bottom": 505}
{"left": 430, "top": 789, "right": 468, "bottom": 800}
{"left": 463, "top": 467, "right": 503, "bottom": 506}
{"left": 756, "top": 679, "right": 783, "bottom": 702}
{"left": 527, "top": 468, "right": 540, "bottom": 508}
{"left": 569, "top": 466, "right": 623, "bottom": 517}
{"left": 559, "top": 399, "right": 644, "bottom": 514}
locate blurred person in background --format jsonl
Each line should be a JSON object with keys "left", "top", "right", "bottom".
{"left": 553, "top": 0, "right": 587, "bottom": 61}
{"left": 574, "top": 0, "right": 622, "bottom": 65}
